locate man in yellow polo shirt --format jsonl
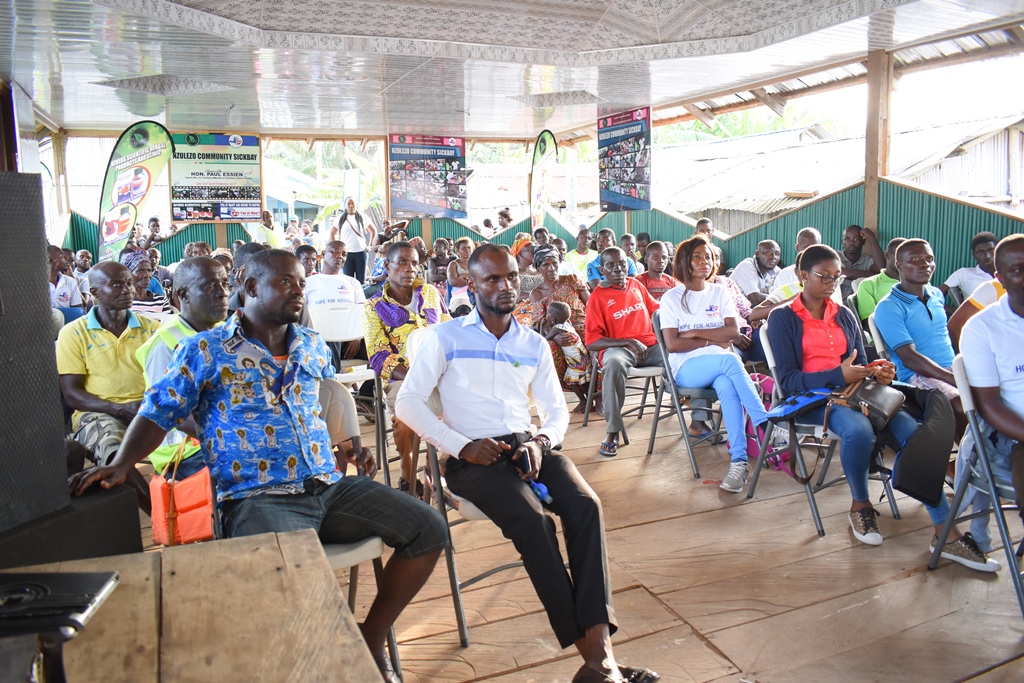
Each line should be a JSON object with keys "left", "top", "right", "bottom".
{"left": 57, "top": 261, "right": 160, "bottom": 470}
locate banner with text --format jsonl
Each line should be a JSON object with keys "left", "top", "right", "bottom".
{"left": 97, "top": 121, "right": 174, "bottom": 262}
{"left": 389, "top": 135, "right": 468, "bottom": 219}
{"left": 170, "top": 133, "right": 262, "bottom": 222}
{"left": 529, "top": 130, "right": 557, "bottom": 230}
{"left": 598, "top": 107, "right": 651, "bottom": 212}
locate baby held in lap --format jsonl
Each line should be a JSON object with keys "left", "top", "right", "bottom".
{"left": 539, "top": 301, "right": 591, "bottom": 408}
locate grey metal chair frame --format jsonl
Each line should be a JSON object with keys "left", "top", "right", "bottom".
{"left": 581, "top": 344, "right": 662, "bottom": 446}
{"left": 647, "top": 310, "right": 724, "bottom": 478}
{"left": 747, "top": 323, "right": 900, "bottom": 536}
{"left": 928, "top": 355, "right": 1024, "bottom": 619}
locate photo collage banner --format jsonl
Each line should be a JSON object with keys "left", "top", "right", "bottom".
{"left": 598, "top": 107, "right": 652, "bottom": 212}
{"left": 388, "top": 135, "right": 468, "bottom": 219}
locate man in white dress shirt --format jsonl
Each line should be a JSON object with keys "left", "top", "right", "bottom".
{"left": 396, "top": 244, "right": 659, "bottom": 683}
{"left": 941, "top": 231, "right": 997, "bottom": 301}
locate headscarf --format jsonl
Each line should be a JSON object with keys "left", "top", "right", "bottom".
{"left": 532, "top": 243, "right": 558, "bottom": 271}
{"left": 120, "top": 249, "right": 151, "bottom": 274}
{"left": 510, "top": 236, "right": 532, "bottom": 258}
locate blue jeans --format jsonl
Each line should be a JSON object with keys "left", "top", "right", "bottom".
{"left": 222, "top": 475, "right": 449, "bottom": 559}
{"left": 804, "top": 405, "right": 950, "bottom": 523}
{"left": 675, "top": 353, "right": 769, "bottom": 462}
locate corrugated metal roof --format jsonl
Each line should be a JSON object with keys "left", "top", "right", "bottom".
{"left": 654, "top": 115, "right": 1024, "bottom": 216}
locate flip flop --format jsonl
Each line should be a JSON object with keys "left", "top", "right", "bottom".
{"left": 621, "top": 665, "right": 661, "bottom": 683}
{"left": 598, "top": 441, "right": 618, "bottom": 457}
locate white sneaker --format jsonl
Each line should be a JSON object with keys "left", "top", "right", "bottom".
{"left": 720, "top": 461, "right": 750, "bottom": 493}
{"left": 930, "top": 532, "right": 1001, "bottom": 573}
{"left": 849, "top": 508, "right": 883, "bottom": 546}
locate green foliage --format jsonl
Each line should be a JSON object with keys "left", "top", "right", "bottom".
{"left": 263, "top": 139, "right": 385, "bottom": 223}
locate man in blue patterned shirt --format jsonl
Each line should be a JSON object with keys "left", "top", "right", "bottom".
{"left": 71, "top": 249, "right": 446, "bottom": 683}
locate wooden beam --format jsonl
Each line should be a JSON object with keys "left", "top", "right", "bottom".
{"left": 1009, "top": 26, "right": 1024, "bottom": 45}
{"left": 863, "top": 49, "right": 894, "bottom": 234}
{"left": 683, "top": 104, "right": 716, "bottom": 128}
{"left": 895, "top": 41, "right": 1024, "bottom": 77}
{"left": 750, "top": 88, "right": 786, "bottom": 117}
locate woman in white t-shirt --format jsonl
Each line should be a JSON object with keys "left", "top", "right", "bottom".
{"left": 337, "top": 197, "right": 369, "bottom": 283}
{"left": 660, "top": 235, "right": 769, "bottom": 492}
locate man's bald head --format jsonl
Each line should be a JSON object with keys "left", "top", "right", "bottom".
{"left": 173, "top": 256, "right": 223, "bottom": 294}
{"left": 795, "top": 228, "right": 821, "bottom": 254}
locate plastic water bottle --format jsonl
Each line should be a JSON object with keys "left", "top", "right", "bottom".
{"left": 529, "top": 480, "right": 553, "bottom": 504}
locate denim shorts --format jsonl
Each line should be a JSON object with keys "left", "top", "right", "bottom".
{"left": 221, "top": 475, "right": 449, "bottom": 559}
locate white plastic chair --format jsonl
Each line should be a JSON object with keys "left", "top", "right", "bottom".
{"left": 307, "top": 302, "right": 388, "bottom": 478}
{"left": 867, "top": 312, "right": 891, "bottom": 362}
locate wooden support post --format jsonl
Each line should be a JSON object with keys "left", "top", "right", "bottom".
{"left": 683, "top": 104, "right": 716, "bottom": 128}
{"left": 863, "top": 49, "right": 893, "bottom": 234}
{"left": 214, "top": 222, "right": 228, "bottom": 250}
{"left": 624, "top": 211, "right": 632, "bottom": 235}
{"left": 750, "top": 88, "right": 787, "bottom": 117}
{"left": 383, "top": 138, "right": 392, "bottom": 222}
{"left": 420, "top": 217, "right": 432, "bottom": 244}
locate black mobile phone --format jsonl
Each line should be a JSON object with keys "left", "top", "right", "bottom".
{"left": 516, "top": 447, "right": 532, "bottom": 474}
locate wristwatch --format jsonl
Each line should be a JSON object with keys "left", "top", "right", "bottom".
{"left": 531, "top": 434, "right": 552, "bottom": 451}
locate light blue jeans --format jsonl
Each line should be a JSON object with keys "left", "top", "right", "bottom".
{"left": 674, "top": 353, "right": 769, "bottom": 462}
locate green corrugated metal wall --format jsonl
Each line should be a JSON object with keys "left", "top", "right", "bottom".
{"left": 720, "top": 184, "right": 865, "bottom": 269}
{"left": 62, "top": 212, "right": 100, "bottom": 259}
{"left": 630, "top": 209, "right": 694, "bottom": 246}
{"left": 61, "top": 215, "right": 248, "bottom": 264}
{"left": 590, "top": 212, "right": 625, "bottom": 236}
{"left": 879, "top": 180, "right": 1024, "bottom": 283}
{"left": 226, "top": 224, "right": 252, "bottom": 245}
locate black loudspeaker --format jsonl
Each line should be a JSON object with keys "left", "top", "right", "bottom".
{"left": 0, "top": 172, "right": 69, "bottom": 533}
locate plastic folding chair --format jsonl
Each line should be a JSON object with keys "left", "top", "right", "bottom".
{"left": 581, "top": 341, "right": 663, "bottom": 446}
{"left": 867, "top": 312, "right": 891, "bottom": 363}
{"left": 747, "top": 324, "right": 900, "bottom": 536}
{"left": 307, "top": 302, "right": 389, "bottom": 480}
{"left": 928, "top": 355, "right": 1024, "bottom": 619}
{"left": 646, "top": 310, "right": 724, "bottom": 478}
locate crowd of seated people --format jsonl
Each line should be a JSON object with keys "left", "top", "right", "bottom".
{"left": 57, "top": 211, "right": 1024, "bottom": 682}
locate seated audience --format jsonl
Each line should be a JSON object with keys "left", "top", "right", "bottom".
{"left": 855, "top": 237, "right": 904, "bottom": 321}
{"left": 71, "top": 250, "right": 447, "bottom": 683}
{"left": 767, "top": 245, "right": 990, "bottom": 566}
{"left": 729, "top": 240, "right": 781, "bottom": 305}
{"left": 940, "top": 231, "right": 997, "bottom": 300}
{"left": 585, "top": 247, "right": 663, "bottom": 458}
{"left": 365, "top": 241, "right": 446, "bottom": 496}
{"left": 295, "top": 244, "right": 319, "bottom": 278}
{"left": 305, "top": 241, "right": 364, "bottom": 308}
{"left": 635, "top": 241, "right": 679, "bottom": 300}
{"left": 48, "top": 245, "right": 85, "bottom": 323}
{"left": 427, "top": 238, "right": 453, "bottom": 301}
{"left": 566, "top": 227, "right": 595, "bottom": 281}
{"left": 948, "top": 276, "right": 1004, "bottom": 348}
{"left": 513, "top": 238, "right": 542, "bottom": 308}
{"left": 447, "top": 236, "right": 474, "bottom": 306}
{"left": 959, "top": 234, "right": 1024, "bottom": 560}
{"left": 873, "top": 239, "right": 967, "bottom": 439}
{"left": 531, "top": 244, "right": 593, "bottom": 414}
{"left": 58, "top": 261, "right": 160, "bottom": 511}
{"left": 148, "top": 247, "right": 172, "bottom": 286}
{"left": 772, "top": 228, "right": 821, "bottom": 291}
{"left": 587, "top": 229, "right": 638, "bottom": 289}
{"left": 122, "top": 250, "right": 173, "bottom": 317}
{"left": 73, "top": 249, "right": 94, "bottom": 300}
{"left": 135, "top": 257, "right": 230, "bottom": 479}
{"left": 619, "top": 233, "right": 644, "bottom": 274}
{"left": 660, "top": 235, "right": 769, "bottom": 493}
{"left": 396, "top": 244, "right": 660, "bottom": 683}
{"left": 838, "top": 224, "right": 883, "bottom": 301}
{"left": 635, "top": 231, "right": 652, "bottom": 268}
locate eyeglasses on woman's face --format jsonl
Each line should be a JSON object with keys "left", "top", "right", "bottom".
{"left": 807, "top": 270, "right": 845, "bottom": 286}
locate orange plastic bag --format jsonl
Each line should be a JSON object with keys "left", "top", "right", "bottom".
{"left": 149, "top": 440, "right": 215, "bottom": 546}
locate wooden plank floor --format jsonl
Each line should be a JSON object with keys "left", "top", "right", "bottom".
{"left": 337, "top": 387, "right": 1024, "bottom": 683}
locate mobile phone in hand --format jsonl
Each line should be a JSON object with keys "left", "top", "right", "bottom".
{"left": 867, "top": 359, "right": 888, "bottom": 368}
{"left": 516, "top": 447, "right": 532, "bottom": 474}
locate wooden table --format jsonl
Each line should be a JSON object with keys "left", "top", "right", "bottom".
{"left": 5, "top": 529, "right": 381, "bottom": 682}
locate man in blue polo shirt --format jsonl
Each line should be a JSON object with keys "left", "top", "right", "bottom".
{"left": 874, "top": 238, "right": 965, "bottom": 438}
{"left": 586, "top": 228, "right": 636, "bottom": 290}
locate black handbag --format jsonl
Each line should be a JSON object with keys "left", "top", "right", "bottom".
{"left": 823, "top": 378, "right": 905, "bottom": 438}
{"left": 891, "top": 387, "right": 955, "bottom": 507}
